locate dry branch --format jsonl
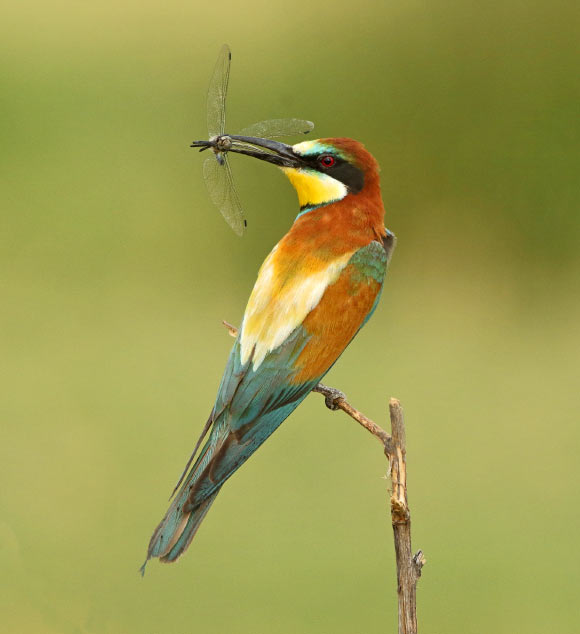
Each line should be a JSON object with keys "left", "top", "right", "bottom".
{"left": 222, "top": 320, "right": 425, "bottom": 633}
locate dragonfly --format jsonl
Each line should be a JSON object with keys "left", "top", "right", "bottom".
{"left": 191, "top": 44, "right": 314, "bottom": 236}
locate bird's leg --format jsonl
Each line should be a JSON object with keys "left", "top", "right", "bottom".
{"left": 313, "top": 382, "right": 392, "bottom": 450}
{"left": 312, "top": 383, "right": 347, "bottom": 411}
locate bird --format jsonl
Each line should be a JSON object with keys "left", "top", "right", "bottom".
{"left": 142, "top": 136, "right": 395, "bottom": 570}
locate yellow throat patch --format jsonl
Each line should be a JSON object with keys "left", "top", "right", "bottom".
{"left": 282, "top": 167, "right": 347, "bottom": 208}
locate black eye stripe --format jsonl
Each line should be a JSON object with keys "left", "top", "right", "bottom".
{"left": 302, "top": 154, "right": 345, "bottom": 169}
{"left": 300, "top": 154, "right": 365, "bottom": 194}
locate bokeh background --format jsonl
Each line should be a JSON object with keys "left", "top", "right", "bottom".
{"left": 2, "top": 1, "right": 579, "bottom": 632}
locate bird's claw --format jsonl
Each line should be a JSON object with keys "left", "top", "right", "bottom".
{"left": 323, "top": 387, "right": 347, "bottom": 411}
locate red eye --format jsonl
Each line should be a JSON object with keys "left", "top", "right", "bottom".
{"left": 319, "top": 155, "right": 335, "bottom": 168}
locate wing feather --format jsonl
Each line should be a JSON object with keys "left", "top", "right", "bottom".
{"left": 146, "top": 240, "right": 392, "bottom": 564}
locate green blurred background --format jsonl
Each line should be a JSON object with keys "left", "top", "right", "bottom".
{"left": 2, "top": 1, "right": 579, "bottom": 632}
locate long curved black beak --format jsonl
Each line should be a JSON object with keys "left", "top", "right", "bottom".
{"left": 190, "top": 136, "right": 301, "bottom": 168}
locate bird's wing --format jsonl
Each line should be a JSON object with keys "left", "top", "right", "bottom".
{"left": 147, "top": 239, "right": 392, "bottom": 562}
{"left": 195, "top": 238, "right": 392, "bottom": 498}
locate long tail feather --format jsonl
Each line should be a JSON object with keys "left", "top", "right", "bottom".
{"left": 141, "top": 422, "right": 227, "bottom": 573}
{"left": 140, "top": 486, "right": 219, "bottom": 574}
{"left": 160, "top": 488, "right": 220, "bottom": 563}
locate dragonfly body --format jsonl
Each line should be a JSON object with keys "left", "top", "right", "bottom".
{"left": 212, "top": 134, "right": 232, "bottom": 154}
{"left": 208, "top": 137, "right": 229, "bottom": 167}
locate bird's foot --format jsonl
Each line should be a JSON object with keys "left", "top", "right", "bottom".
{"left": 313, "top": 384, "right": 347, "bottom": 411}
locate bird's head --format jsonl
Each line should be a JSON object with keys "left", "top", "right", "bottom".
{"left": 279, "top": 138, "right": 380, "bottom": 210}
{"left": 194, "top": 136, "right": 381, "bottom": 212}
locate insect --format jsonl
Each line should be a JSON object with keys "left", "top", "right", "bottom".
{"left": 192, "top": 44, "right": 314, "bottom": 235}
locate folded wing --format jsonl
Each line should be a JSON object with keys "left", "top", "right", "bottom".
{"left": 144, "top": 239, "right": 391, "bottom": 565}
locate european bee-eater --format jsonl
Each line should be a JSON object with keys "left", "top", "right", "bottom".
{"left": 143, "top": 136, "right": 395, "bottom": 568}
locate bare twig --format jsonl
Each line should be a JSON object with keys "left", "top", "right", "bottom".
{"left": 221, "top": 320, "right": 424, "bottom": 633}
{"left": 312, "top": 383, "right": 393, "bottom": 450}
{"left": 222, "top": 320, "right": 238, "bottom": 337}
{"left": 388, "top": 399, "right": 425, "bottom": 634}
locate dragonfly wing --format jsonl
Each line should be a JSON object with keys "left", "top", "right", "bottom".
{"left": 202, "top": 154, "right": 245, "bottom": 236}
{"left": 207, "top": 44, "right": 231, "bottom": 138}
{"left": 237, "top": 118, "right": 314, "bottom": 138}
